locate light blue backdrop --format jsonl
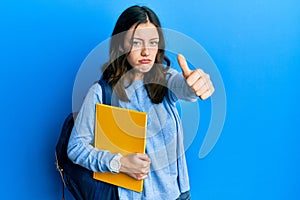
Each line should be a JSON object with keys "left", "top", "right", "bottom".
{"left": 0, "top": 0, "right": 299, "bottom": 199}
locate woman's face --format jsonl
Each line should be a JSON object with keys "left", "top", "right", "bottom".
{"left": 124, "top": 22, "right": 159, "bottom": 75}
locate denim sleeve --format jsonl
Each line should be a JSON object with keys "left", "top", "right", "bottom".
{"left": 67, "top": 83, "right": 115, "bottom": 173}
{"left": 167, "top": 68, "right": 198, "bottom": 103}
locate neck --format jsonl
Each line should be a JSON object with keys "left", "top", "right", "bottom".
{"left": 134, "top": 71, "right": 144, "bottom": 80}
{"left": 123, "top": 70, "right": 144, "bottom": 82}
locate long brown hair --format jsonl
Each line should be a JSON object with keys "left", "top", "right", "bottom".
{"left": 102, "top": 5, "right": 170, "bottom": 104}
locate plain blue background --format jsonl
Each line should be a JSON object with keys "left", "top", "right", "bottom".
{"left": 1, "top": 0, "right": 299, "bottom": 199}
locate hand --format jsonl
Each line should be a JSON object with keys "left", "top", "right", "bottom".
{"left": 177, "top": 54, "right": 215, "bottom": 100}
{"left": 119, "top": 153, "right": 151, "bottom": 180}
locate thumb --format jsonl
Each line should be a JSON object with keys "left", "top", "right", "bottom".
{"left": 177, "top": 54, "right": 191, "bottom": 78}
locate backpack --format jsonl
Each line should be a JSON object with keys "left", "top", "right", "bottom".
{"left": 55, "top": 78, "right": 119, "bottom": 200}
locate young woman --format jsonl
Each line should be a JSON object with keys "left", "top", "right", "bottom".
{"left": 68, "top": 5, "right": 214, "bottom": 200}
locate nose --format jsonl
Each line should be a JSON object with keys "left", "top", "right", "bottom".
{"left": 141, "top": 45, "right": 150, "bottom": 57}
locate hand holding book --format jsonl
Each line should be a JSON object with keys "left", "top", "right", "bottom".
{"left": 120, "top": 153, "right": 151, "bottom": 180}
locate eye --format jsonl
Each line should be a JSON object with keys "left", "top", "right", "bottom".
{"left": 132, "top": 40, "right": 142, "bottom": 47}
{"left": 149, "top": 41, "right": 159, "bottom": 47}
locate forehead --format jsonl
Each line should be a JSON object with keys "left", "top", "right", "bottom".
{"left": 126, "top": 22, "right": 159, "bottom": 40}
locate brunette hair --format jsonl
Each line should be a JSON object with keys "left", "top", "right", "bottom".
{"left": 102, "top": 5, "right": 170, "bottom": 104}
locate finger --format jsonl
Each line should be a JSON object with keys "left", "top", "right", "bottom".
{"left": 199, "top": 84, "right": 215, "bottom": 100}
{"left": 195, "top": 83, "right": 208, "bottom": 96}
{"left": 191, "top": 73, "right": 209, "bottom": 92}
{"left": 186, "top": 69, "right": 205, "bottom": 87}
{"left": 199, "top": 90, "right": 212, "bottom": 100}
{"left": 191, "top": 76, "right": 206, "bottom": 92}
{"left": 177, "top": 54, "right": 192, "bottom": 78}
{"left": 139, "top": 160, "right": 150, "bottom": 171}
{"left": 195, "top": 84, "right": 209, "bottom": 97}
{"left": 140, "top": 165, "right": 150, "bottom": 174}
{"left": 200, "top": 80, "right": 214, "bottom": 95}
{"left": 136, "top": 174, "right": 148, "bottom": 180}
{"left": 137, "top": 153, "right": 151, "bottom": 162}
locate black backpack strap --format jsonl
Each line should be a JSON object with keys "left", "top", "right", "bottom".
{"left": 55, "top": 77, "right": 112, "bottom": 200}
{"left": 56, "top": 77, "right": 113, "bottom": 200}
{"left": 55, "top": 152, "right": 66, "bottom": 200}
{"left": 98, "top": 77, "right": 112, "bottom": 105}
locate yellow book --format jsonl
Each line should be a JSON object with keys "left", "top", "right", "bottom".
{"left": 93, "top": 103, "right": 147, "bottom": 192}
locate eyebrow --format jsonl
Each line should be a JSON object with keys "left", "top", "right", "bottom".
{"left": 133, "top": 37, "right": 159, "bottom": 41}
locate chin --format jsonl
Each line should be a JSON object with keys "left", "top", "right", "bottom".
{"left": 137, "top": 64, "right": 153, "bottom": 73}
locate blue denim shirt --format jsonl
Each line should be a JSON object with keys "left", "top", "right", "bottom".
{"left": 68, "top": 69, "right": 197, "bottom": 199}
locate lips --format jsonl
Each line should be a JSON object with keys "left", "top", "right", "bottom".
{"left": 138, "top": 59, "right": 152, "bottom": 64}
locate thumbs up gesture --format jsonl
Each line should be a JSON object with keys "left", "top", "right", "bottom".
{"left": 177, "top": 54, "right": 215, "bottom": 100}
